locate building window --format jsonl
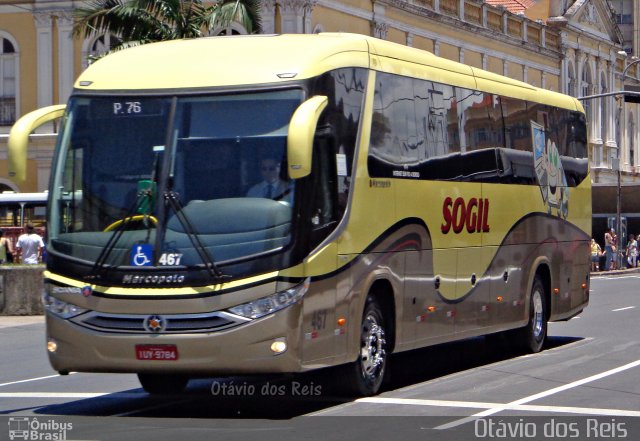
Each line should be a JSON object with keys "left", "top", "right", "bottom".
{"left": 614, "top": 13, "right": 633, "bottom": 24}
{"left": 0, "top": 36, "right": 16, "bottom": 126}
{"left": 567, "top": 62, "right": 576, "bottom": 96}
{"left": 600, "top": 72, "right": 608, "bottom": 143}
{"left": 629, "top": 112, "right": 635, "bottom": 167}
{"left": 83, "top": 34, "right": 121, "bottom": 68}
{"left": 210, "top": 23, "right": 247, "bottom": 36}
{"left": 581, "top": 62, "right": 593, "bottom": 130}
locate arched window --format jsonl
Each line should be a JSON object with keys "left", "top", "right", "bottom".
{"left": 82, "top": 34, "right": 121, "bottom": 68}
{"left": 0, "top": 36, "right": 16, "bottom": 126}
{"left": 210, "top": 23, "right": 248, "bottom": 36}
{"left": 0, "top": 180, "right": 16, "bottom": 192}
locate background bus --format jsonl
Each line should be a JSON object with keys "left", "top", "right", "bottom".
{"left": 0, "top": 191, "right": 47, "bottom": 249}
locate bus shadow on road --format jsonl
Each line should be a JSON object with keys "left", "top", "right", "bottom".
{"left": 380, "top": 335, "right": 583, "bottom": 392}
{"left": 34, "top": 335, "right": 582, "bottom": 419}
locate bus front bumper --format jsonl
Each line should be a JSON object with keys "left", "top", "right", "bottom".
{"left": 45, "top": 304, "right": 304, "bottom": 376}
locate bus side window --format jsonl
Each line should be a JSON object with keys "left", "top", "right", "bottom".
{"left": 312, "top": 138, "right": 337, "bottom": 225}
{"left": 311, "top": 68, "right": 366, "bottom": 215}
{"left": 307, "top": 136, "right": 339, "bottom": 248}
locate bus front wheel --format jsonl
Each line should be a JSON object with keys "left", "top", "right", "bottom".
{"left": 340, "top": 296, "right": 388, "bottom": 396}
{"left": 138, "top": 373, "right": 189, "bottom": 394}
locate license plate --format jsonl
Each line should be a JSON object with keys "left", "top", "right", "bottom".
{"left": 135, "top": 344, "right": 179, "bottom": 361}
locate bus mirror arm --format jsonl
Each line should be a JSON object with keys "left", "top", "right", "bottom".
{"left": 287, "top": 96, "right": 328, "bottom": 180}
{"left": 8, "top": 104, "right": 67, "bottom": 182}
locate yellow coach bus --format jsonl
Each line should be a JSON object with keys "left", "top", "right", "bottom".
{"left": 9, "top": 33, "right": 590, "bottom": 396}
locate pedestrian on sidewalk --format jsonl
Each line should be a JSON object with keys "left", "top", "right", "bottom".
{"left": 0, "top": 229, "right": 13, "bottom": 264}
{"left": 604, "top": 227, "right": 615, "bottom": 271}
{"left": 626, "top": 234, "right": 638, "bottom": 268}
{"left": 590, "top": 238, "right": 602, "bottom": 272}
{"left": 15, "top": 223, "right": 44, "bottom": 264}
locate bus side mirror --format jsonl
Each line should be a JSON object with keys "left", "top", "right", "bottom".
{"left": 287, "top": 95, "right": 328, "bottom": 180}
{"left": 8, "top": 104, "right": 67, "bottom": 182}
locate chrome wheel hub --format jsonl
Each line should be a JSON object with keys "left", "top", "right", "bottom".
{"left": 532, "top": 290, "right": 544, "bottom": 338}
{"left": 360, "top": 315, "right": 386, "bottom": 379}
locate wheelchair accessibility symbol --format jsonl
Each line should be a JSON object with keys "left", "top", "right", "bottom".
{"left": 131, "top": 244, "right": 153, "bottom": 266}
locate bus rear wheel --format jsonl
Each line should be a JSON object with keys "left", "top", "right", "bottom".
{"left": 340, "top": 296, "right": 388, "bottom": 396}
{"left": 519, "top": 276, "right": 548, "bottom": 353}
{"left": 138, "top": 373, "right": 189, "bottom": 394}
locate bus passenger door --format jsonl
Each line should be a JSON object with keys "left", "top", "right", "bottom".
{"left": 301, "top": 243, "right": 339, "bottom": 365}
{"left": 301, "top": 276, "right": 338, "bottom": 365}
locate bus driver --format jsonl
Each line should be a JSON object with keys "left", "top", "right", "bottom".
{"left": 246, "top": 157, "right": 292, "bottom": 204}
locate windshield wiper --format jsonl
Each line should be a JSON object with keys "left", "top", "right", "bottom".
{"left": 163, "top": 190, "right": 229, "bottom": 280}
{"left": 84, "top": 187, "right": 155, "bottom": 282}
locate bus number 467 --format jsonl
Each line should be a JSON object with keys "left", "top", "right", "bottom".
{"left": 158, "top": 253, "right": 183, "bottom": 266}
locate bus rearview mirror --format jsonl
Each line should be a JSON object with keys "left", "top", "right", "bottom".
{"left": 9, "top": 104, "right": 67, "bottom": 182}
{"left": 287, "top": 95, "right": 328, "bottom": 180}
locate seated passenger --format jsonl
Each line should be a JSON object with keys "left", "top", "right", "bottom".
{"left": 246, "top": 157, "right": 292, "bottom": 204}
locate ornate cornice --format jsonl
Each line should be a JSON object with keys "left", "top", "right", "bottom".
{"left": 375, "top": 0, "right": 561, "bottom": 58}
{"left": 278, "top": 0, "right": 317, "bottom": 13}
{"left": 262, "top": 0, "right": 278, "bottom": 13}
{"left": 372, "top": 20, "right": 389, "bottom": 40}
{"left": 33, "top": 12, "right": 53, "bottom": 28}
{"left": 54, "top": 10, "right": 74, "bottom": 27}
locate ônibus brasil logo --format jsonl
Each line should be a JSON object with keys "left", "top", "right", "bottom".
{"left": 8, "top": 417, "right": 73, "bottom": 440}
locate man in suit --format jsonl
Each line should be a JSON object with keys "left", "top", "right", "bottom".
{"left": 246, "top": 157, "right": 292, "bottom": 204}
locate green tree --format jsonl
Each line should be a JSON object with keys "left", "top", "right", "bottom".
{"left": 73, "top": 0, "right": 261, "bottom": 57}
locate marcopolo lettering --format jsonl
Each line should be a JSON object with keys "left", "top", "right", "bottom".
{"left": 441, "top": 196, "right": 490, "bottom": 234}
{"left": 122, "top": 274, "right": 186, "bottom": 285}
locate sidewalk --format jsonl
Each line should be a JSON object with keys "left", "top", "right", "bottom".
{"left": 590, "top": 266, "right": 640, "bottom": 278}
{"left": 0, "top": 315, "right": 44, "bottom": 328}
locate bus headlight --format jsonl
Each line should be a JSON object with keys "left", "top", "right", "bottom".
{"left": 42, "top": 290, "right": 87, "bottom": 319}
{"left": 228, "top": 278, "right": 310, "bottom": 319}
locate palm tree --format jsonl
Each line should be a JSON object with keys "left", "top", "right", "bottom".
{"left": 73, "top": 0, "right": 261, "bottom": 58}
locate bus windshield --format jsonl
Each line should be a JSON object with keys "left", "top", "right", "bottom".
{"left": 48, "top": 89, "right": 304, "bottom": 271}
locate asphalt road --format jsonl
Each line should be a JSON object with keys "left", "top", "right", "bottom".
{"left": 1, "top": 274, "right": 639, "bottom": 441}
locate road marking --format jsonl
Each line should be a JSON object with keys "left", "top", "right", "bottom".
{"left": 357, "top": 397, "right": 640, "bottom": 417}
{"left": 612, "top": 306, "right": 636, "bottom": 312}
{"left": 434, "top": 358, "right": 640, "bottom": 430}
{"left": 0, "top": 373, "right": 77, "bottom": 388}
{"left": 0, "top": 392, "right": 146, "bottom": 399}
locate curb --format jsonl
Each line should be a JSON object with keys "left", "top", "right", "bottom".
{"left": 0, "top": 315, "right": 44, "bottom": 327}
{"left": 590, "top": 267, "right": 640, "bottom": 278}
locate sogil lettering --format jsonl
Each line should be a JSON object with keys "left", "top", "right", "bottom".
{"left": 441, "top": 196, "right": 490, "bottom": 234}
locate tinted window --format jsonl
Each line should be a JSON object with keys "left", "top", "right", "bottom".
{"left": 368, "top": 71, "right": 588, "bottom": 186}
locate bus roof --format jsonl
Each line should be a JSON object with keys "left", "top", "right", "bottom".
{"left": 75, "top": 33, "right": 580, "bottom": 112}
{"left": 75, "top": 33, "right": 370, "bottom": 91}
{"left": 0, "top": 192, "right": 48, "bottom": 204}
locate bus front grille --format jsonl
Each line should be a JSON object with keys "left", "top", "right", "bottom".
{"left": 71, "top": 311, "right": 249, "bottom": 334}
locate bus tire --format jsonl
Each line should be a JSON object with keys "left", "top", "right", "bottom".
{"left": 341, "top": 296, "right": 388, "bottom": 396}
{"left": 138, "top": 373, "right": 189, "bottom": 394}
{"left": 519, "top": 276, "right": 548, "bottom": 353}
